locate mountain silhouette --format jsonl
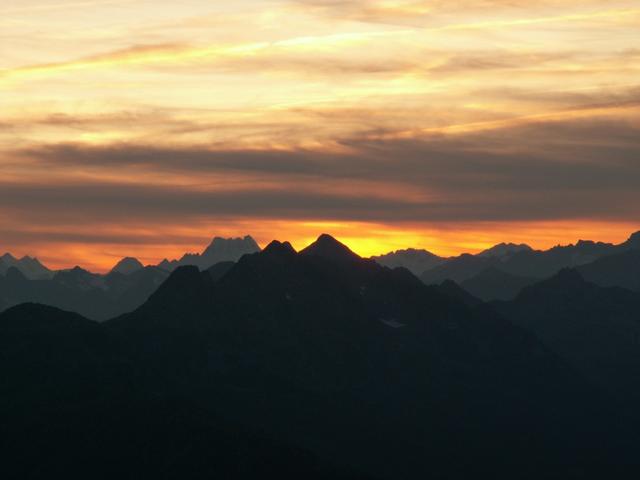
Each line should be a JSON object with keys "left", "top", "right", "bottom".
{"left": 110, "top": 256, "right": 144, "bottom": 275}
{"left": 461, "top": 267, "right": 537, "bottom": 301}
{"left": 477, "top": 242, "right": 533, "bottom": 259}
{"left": 0, "top": 306, "right": 369, "bottom": 480}
{"left": 0, "top": 265, "right": 169, "bottom": 321}
{"left": 496, "top": 269, "right": 640, "bottom": 403}
{"left": 159, "top": 235, "right": 260, "bottom": 271}
{"left": 103, "top": 234, "right": 634, "bottom": 479}
{"left": 299, "top": 233, "right": 359, "bottom": 262}
{"left": 206, "top": 260, "right": 236, "bottom": 281}
{"left": 420, "top": 253, "right": 495, "bottom": 284}
{"left": 435, "top": 279, "right": 483, "bottom": 307}
{"left": 3, "top": 232, "right": 640, "bottom": 478}
{"left": 0, "top": 252, "right": 52, "bottom": 279}
{"left": 419, "top": 231, "right": 640, "bottom": 284}
{"left": 577, "top": 249, "right": 640, "bottom": 292}
{"left": 372, "top": 248, "right": 445, "bottom": 275}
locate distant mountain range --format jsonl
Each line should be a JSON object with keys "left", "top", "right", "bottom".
{"left": 157, "top": 235, "right": 260, "bottom": 271}
{"left": 0, "top": 253, "right": 52, "bottom": 280}
{"left": 0, "top": 265, "right": 169, "bottom": 321}
{"left": 419, "top": 231, "right": 640, "bottom": 300}
{"left": 371, "top": 248, "right": 445, "bottom": 275}
{"left": 4, "top": 233, "right": 638, "bottom": 478}
{"left": 3, "top": 230, "right": 640, "bottom": 317}
{"left": 0, "top": 235, "right": 262, "bottom": 320}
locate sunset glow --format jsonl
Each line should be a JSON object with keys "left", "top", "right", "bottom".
{"left": 2, "top": 0, "right": 639, "bottom": 271}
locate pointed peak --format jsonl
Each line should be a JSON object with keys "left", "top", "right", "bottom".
{"left": 299, "top": 234, "right": 360, "bottom": 262}
{"left": 1, "top": 252, "right": 17, "bottom": 262}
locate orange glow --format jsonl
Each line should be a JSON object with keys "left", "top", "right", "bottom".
{"left": 4, "top": 220, "right": 636, "bottom": 273}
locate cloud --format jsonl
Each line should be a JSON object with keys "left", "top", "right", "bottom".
{"left": 0, "top": 29, "right": 412, "bottom": 83}
{"left": 290, "top": 0, "right": 640, "bottom": 29}
{"left": 6, "top": 110, "right": 640, "bottom": 228}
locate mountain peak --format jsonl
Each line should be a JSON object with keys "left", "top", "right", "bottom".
{"left": 478, "top": 242, "right": 532, "bottom": 259}
{"left": 111, "top": 257, "right": 144, "bottom": 275}
{"left": 1, "top": 252, "right": 17, "bottom": 262}
{"left": 202, "top": 235, "right": 260, "bottom": 258}
{"left": 262, "top": 240, "right": 297, "bottom": 257}
{"left": 299, "top": 234, "right": 360, "bottom": 262}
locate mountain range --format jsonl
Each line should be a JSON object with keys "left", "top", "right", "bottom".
{"left": 2, "top": 233, "right": 640, "bottom": 478}
{"left": 495, "top": 268, "right": 640, "bottom": 404}
{"left": 418, "top": 231, "right": 640, "bottom": 300}
{"left": 0, "top": 236, "right": 261, "bottom": 320}
{"left": 157, "top": 235, "right": 260, "bottom": 271}
{"left": 0, "top": 252, "right": 52, "bottom": 280}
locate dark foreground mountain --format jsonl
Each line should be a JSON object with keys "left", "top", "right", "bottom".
{"left": 577, "top": 249, "right": 640, "bottom": 292}
{"left": 461, "top": 267, "right": 537, "bottom": 301}
{"left": 158, "top": 235, "right": 260, "bottom": 271}
{"left": 4, "top": 234, "right": 636, "bottom": 478}
{"left": 0, "top": 265, "right": 169, "bottom": 321}
{"left": 421, "top": 253, "right": 496, "bottom": 284}
{"left": 495, "top": 269, "right": 640, "bottom": 405}
{"left": 0, "top": 305, "right": 369, "bottom": 480}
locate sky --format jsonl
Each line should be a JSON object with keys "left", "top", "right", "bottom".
{"left": 1, "top": 0, "right": 639, "bottom": 271}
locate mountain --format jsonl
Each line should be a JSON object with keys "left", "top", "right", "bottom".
{"left": 420, "top": 230, "right": 640, "bottom": 284}
{"left": 495, "top": 269, "right": 640, "bottom": 403}
{"left": 299, "top": 233, "right": 360, "bottom": 262}
{"left": 0, "top": 265, "right": 169, "bottom": 321}
{"left": 3, "top": 233, "right": 640, "bottom": 477}
{"left": 206, "top": 260, "right": 236, "bottom": 281}
{"left": 158, "top": 235, "right": 260, "bottom": 271}
{"left": 0, "top": 303, "right": 370, "bottom": 480}
{"left": 461, "top": 267, "right": 537, "bottom": 301}
{"left": 497, "top": 240, "right": 619, "bottom": 278}
{"left": 105, "top": 234, "right": 634, "bottom": 479}
{"left": 435, "top": 279, "right": 483, "bottom": 307}
{"left": 620, "top": 230, "right": 640, "bottom": 250}
{"left": 477, "top": 242, "right": 533, "bottom": 260}
{"left": 110, "top": 256, "right": 144, "bottom": 275}
{"left": 420, "top": 253, "right": 496, "bottom": 284}
{"left": 577, "top": 250, "right": 640, "bottom": 292}
{"left": 372, "top": 248, "right": 445, "bottom": 276}
{"left": 0, "top": 252, "right": 53, "bottom": 279}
